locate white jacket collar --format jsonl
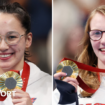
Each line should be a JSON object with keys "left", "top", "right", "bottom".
{"left": 26, "top": 62, "right": 49, "bottom": 85}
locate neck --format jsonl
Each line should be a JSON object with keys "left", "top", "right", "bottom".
{"left": 0, "top": 59, "right": 24, "bottom": 75}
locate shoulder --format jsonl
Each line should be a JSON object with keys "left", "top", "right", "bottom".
{"left": 26, "top": 61, "right": 42, "bottom": 72}
{"left": 26, "top": 61, "right": 51, "bottom": 84}
{"left": 27, "top": 61, "right": 51, "bottom": 75}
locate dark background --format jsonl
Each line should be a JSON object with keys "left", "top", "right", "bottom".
{"left": 10, "top": 0, "right": 52, "bottom": 75}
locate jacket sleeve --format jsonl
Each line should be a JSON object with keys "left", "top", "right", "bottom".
{"left": 53, "top": 79, "right": 78, "bottom": 105}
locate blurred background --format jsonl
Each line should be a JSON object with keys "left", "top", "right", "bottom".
{"left": 53, "top": 0, "right": 105, "bottom": 88}
{"left": 7, "top": 0, "right": 105, "bottom": 77}
{"left": 9, "top": 0, "right": 52, "bottom": 75}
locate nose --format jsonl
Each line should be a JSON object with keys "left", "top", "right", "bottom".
{"left": 0, "top": 39, "right": 9, "bottom": 51}
{"left": 100, "top": 32, "right": 105, "bottom": 45}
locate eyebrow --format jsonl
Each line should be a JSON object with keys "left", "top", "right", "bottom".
{"left": 90, "top": 29, "right": 104, "bottom": 31}
{"left": 6, "top": 31, "right": 19, "bottom": 35}
{"left": 7, "top": 31, "right": 18, "bottom": 33}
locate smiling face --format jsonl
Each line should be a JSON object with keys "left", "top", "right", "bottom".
{"left": 90, "top": 12, "right": 105, "bottom": 68}
{"left": 0, "top": 13, "right": 32, "bottom": 74}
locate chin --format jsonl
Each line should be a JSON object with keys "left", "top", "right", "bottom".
{"left": 98, "top": 57, "right": 105, "bottom": 65}
{"left": 0, "top": 62, "right": 15, "bottom": 71}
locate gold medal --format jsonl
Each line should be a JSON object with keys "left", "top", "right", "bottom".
{"left": 0, "top": 71, "right": 23, "bottom": 92}
{"left": 56, "top": 60, "right": 79, "bottom": 79}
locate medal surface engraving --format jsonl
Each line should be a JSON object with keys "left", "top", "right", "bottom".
{"left": 0, "top": 71, "right": 23, "bottom": 92}
{"left": 56, "top": 60, "right": 79, "bottom": 79}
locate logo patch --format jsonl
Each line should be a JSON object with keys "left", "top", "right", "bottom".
{"left": 31, "top": 98, "right": 37, "bottom": 103}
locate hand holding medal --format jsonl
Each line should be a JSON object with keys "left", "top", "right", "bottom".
{"left": 54, "top": 60, "right": 79, "bottom": 91}
{"left": 56, "top": 60, "right": 79, "bottom": 79}
{"left": 0, "top": 70, "right": 23, "bottom": 101}
{"left": 0, "top": 62, "right": 32, "bottom": 105}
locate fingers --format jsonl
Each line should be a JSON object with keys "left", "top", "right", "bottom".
{"left": 54, "top": 72, "right": 79, "bottom": 85}
{"left": 54, "top": 72, "right": 67, "bottom": 80}
{"left": 13, "top": 104, "right": 23, "bottom": 105}
{"left": 68, "top": 81, "right": 78, "bottom": 92}
{"left": 54, "top": 72, "right": 79, "bottom": 92}
{"left": 11, "top": 89, "right": 30, "bottom": 100}
{"left": 12, "top": 98, "right": 23, "bottom": 104}
{"left": 11, "top": 89, "right": 32, "bottom": 105}
{"left": 63, "top": 77, "right": 79, "bottom": 92}
{"left": 14, "top": 89, "right": 24, "bottom": 93}
{"left": 11, "top": 89, "right": 24, "bottom": 99}
{"left": 12, "top": 93, "right": 24, "bottom": 99}
{"left": 63, "top": 77, "right": 79, "bottom": 85}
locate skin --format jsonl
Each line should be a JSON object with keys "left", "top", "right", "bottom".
{"left": 12, "top": 89, "right": 32, "bottom": 105}
{"left": 0, "top": 13, "right": 32, "bottom": 74}
{"left": 0, "top": 13, "right": 32, "bottom": 105}
{"left": 54, "top": 72, "right": 79, "bottom": 92}
{"left": 54, "top": 12, "right": 105, "bottom": 91}
{"left": 90, "top": 12, "right": 105, "bottom": 70}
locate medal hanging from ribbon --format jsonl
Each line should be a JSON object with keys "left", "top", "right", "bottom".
{"left": 56, "top": 60, "right": 78, "bottom": 80}
{"left": 56, "top": 58, "right": 105, "bottom": 93}
{"left": 0, "top": 61, "right": 30, "bottom": 101}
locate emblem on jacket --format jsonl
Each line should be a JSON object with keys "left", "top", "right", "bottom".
{"left": 31, "top": 98, "right": 37, "bottom": 103}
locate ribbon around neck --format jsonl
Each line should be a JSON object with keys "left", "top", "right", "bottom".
{"left": 60, "top": 58, "right": 105, "bottom": 93}
{"left": 0, "top": 61, "right": 30, "bottom": 101}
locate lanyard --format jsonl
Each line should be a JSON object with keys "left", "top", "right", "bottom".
{"left": 60, "top": 58, "right": 105, "bottom": 93}
{"left": 0, "top": 61, "right": 30, "bottom": 101}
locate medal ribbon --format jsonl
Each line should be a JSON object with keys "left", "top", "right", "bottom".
{"left": 60, "top": 58, "right": 105, "bottom": 93}
{"left": 0, "top": 61, "right": 30, "bottom": 101}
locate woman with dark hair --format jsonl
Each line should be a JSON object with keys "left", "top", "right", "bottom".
{"left": 0, "top": 2, "right": 51, "bottom": 105}
{"left": 53, "top": 5, "right": 105, "bottom": 105}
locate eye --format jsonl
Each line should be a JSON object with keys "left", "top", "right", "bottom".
{"left": 9, "top": 36, "right": 17, "bottom": 39}
{"left": 8, "top": 35, "right": 18, "bottom": 40}
{"left": 6, "top": 32, "right": 19, "bottom": 39}
{"left": 94, "top": 31, "right": 101, "bottom": 35}
{"left": 6, "top": 35, "right": 18, "bottom": 41}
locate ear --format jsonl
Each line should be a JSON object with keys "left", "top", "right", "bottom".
{"left": 25, "top": 32, "right": 32, "bottom": 48}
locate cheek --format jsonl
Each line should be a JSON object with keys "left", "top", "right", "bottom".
{"left": 10, "top": 38, "right": 27, "bottom": 57}
{"left": 90, "top": 40, "right": 100, "bottom": 54}
{"left": 11, "top": 43, "right": 26, "bottom": 54}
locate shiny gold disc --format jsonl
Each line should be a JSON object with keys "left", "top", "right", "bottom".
{"left": 0, "top": 71, "right": 23, "bottom": 92}
{"left": 56, "top": 60, "right": 79, "bottom": 79}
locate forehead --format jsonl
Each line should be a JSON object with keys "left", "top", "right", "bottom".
{"left": 0, "top": 13, "right": 25, "bottom": 34}
{"left": 90, "top": 12, "right": 105, "bottom": 30}
{"left": 0, "top": 13, "right": 22, "bottom": 26}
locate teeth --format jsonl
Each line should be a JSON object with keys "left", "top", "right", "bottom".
{"left": 0, "top": 54, "right": 11, "bottom": 58}
{"left": 101, "top": 49, "right": 105, "bottom": 51}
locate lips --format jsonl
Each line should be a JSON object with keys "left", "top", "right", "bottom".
{"left": 99, "top": 48, "right": 105, "bottom": 54}
{"left": 0, "top": 53, "right": 14, "bottom": 60}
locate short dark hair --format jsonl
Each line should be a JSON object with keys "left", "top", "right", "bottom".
{"left": 0, "top": 2, "right": 31, "bottom": 61}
